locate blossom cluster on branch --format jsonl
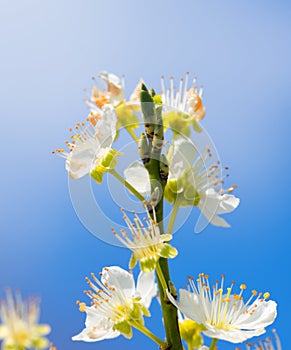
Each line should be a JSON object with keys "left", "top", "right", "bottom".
{"left": 0, "top": 71, "right": 280, "bottom": 350}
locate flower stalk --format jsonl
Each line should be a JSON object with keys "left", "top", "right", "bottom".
{"left": 109, "top": 169, "right": 146, "bottom": 202}
{"left": 130, "top": 321, "right": 168, "bottom": 348}
{"left": 209, "top": 338, "right": 218, "bottom": 350}
{"left": 140, "top": 85, "right": 183, "bottom": 350}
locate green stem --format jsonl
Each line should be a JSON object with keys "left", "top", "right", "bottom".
{"left": 126, "top": 127, "right": 139, "bottom": 142}
{"left": 167, "top": 194, "right": 182, "bottom": 235}
{"left": 130, "top": 321, "right": 168, "bottom": 348}
{"left": 109, "top": 169, "right": 145, "bottom": 202}
{"left": 148, "top": 160, "right": 182, "bottom": 350}
{"left": 156, "top": 260, "right": 168, "bottom": 294}
{"left": 209, "top": 338, "right": 218, "bottom": 350}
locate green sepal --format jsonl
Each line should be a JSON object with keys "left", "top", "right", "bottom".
{"left": 159, "top": 243, "right": 178, "bottom": 259}
{"left": 163, "top": 111, "right": 191, "bottom": 137}
{"left": 129, "top": 253, "right": 137, "bottom": 269}
{"left": 184, "top": 186, "right": 200, "bottom": 206}
{"left": 115, "top": 102, "right": 139, "bottom": 129}
{"left": 130, "top": 303, "right": 143, "bottom": 321}
{"left": 101, "top": 148, "right": 122, "bottom": 169}
{"left": 192, "top": 119, "right": 202, "bottom": 133}
{"left": 90, "top": 168, "right": 104, "bottom": 184}
{"left": 114, "top": 321, "right": 133, "bottom": 338}
{"left": 179, "top": 320, "right": 206, "bottom": 350}
{"left": 141, "top": 304, "right": 151, "bottom": 317}
{"left": 139, "top": 257, "right": 157, "bottom": 273}
{"left": 164, "top": 183, "right": 177, "bottom": 204}
{"left": 31, "top": 337, "right": 49, "bottom": 349}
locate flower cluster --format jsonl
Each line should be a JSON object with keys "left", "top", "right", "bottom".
{"left": 49, "top": 70, "right": 280, "bottom": 350}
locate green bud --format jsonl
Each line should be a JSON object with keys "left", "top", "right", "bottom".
{"left": 160, "top": 154, "right": 169, "bottom": 181}
{"left": 138, "top": 133, "right": 150, "bottom": 164}
{"left": 140, "top": 84, "right": 156, "bottom": 138}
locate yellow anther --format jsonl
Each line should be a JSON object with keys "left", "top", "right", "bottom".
{"left": 252, "top": 289, "right": 258, "bottom": 296}
{"left": 240, "top": 284, "right": 247, "bottom": 290}
{"left": 263, "top": 292, "right": 270, "bottom": 299}
{"left": 78, "top": 302, "right": 86, "bottom": 312}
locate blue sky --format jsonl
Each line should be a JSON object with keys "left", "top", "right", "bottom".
{"left": 0, "top": 0, "right": 290, "bottom": 349}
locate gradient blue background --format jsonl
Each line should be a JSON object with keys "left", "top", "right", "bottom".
{"left": 0, "top": 1, "right": 290, "bottom": 349}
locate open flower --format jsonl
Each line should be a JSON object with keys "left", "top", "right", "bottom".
{"left": 113, "top": 205, "right": 178, "bottom": 272}
{"left": 93, "top": 71, "right": 125, "bottom": 107}
{"left": 161, "top": 73, "right": 206, "bottom": 135}
{"left": 0, "top": 291, "right": 51, "bottom": 350}
{"left": 167, "top": 274, "right": 277, "bottom": 344}
{"left": 72, "top": 266, "right": 157, "bottom": 342}
{"left": 53, "top": 104, "right": 118, "bottom": 180}
{"left": 124, "top": 136, "right": 239, "bottom": 228}
{"left": 89, "top": 71, "right": 141, "bottom": 131}
{"left": 244, "top": 329, "right": 282, "bottom": 349}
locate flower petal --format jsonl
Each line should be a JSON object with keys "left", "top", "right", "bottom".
{"left": 204, "top": 188, "right": 240, "bottom": 215}
{"left": 168, "top": 136, "right": 198, "bottom": 180}
{"left": 136, "top": 271, "right": 157, "bottom": 309}
{"left": 72, "top": 306, "right": 120, "bottom": 342}
{"left": 101, "top": 266, "right": 135, "bottom": 298}
{"left": 198, "top": 203, "right": 230, "bottom": 227}
{"left": 235, "top": 300, "right": 277, "bottom": 330}
{"left": 203, "top": 325, "right": 265, "bottom": 343}
{"left": 167, "top": 289, "right": 205, "bottom": 325}
{"left": 96, "top": 105, "right": 118, "bottom": 147}
{"left": 124, "top": 161, "right": 151, "bottom": 196}
{"left": 66, "top": 143, "right": 97, "bottom": 179}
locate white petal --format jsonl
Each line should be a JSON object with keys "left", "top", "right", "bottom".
{"left": 72, "top": 306, "right": 119, "bottom": 342}
{"left": 101, "top": 266, "right": 135, "bottom": 298}
{"left": 99, "top": 71, "right": 123, "bottom": 90}
{"left": 203, "top": 325, "right": 265, "bottom": 343}
{"left": 235, "top": 300, "right": 277, "bottom": 330}
{"left": 198, "top": 203, "right": 230, "bottom": 227}
{"left": 96, "top": 104, "right": 117, "bottom": 147}
{"left": 204, "top": 188, "right": 240, "bottom": 215}
{"left": 124, "top": 161, "right": 151, "bottom": 196}
{"left": 98, "top": 71, "right": 125, "bottom": 105}
{"left": 168, "top": 136, "right": 198, "bottom": 180}
{"left": 167, "top": 289, "right": 205, "bottom": 324}
{"left": 66, "top": 143, "right": 97, "bottom": 179}
{"left": 136, "top": 271, "right": 157, "bottom": 309}
{"left": 129, "top": 80, "right": 144, "bottom": 102}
